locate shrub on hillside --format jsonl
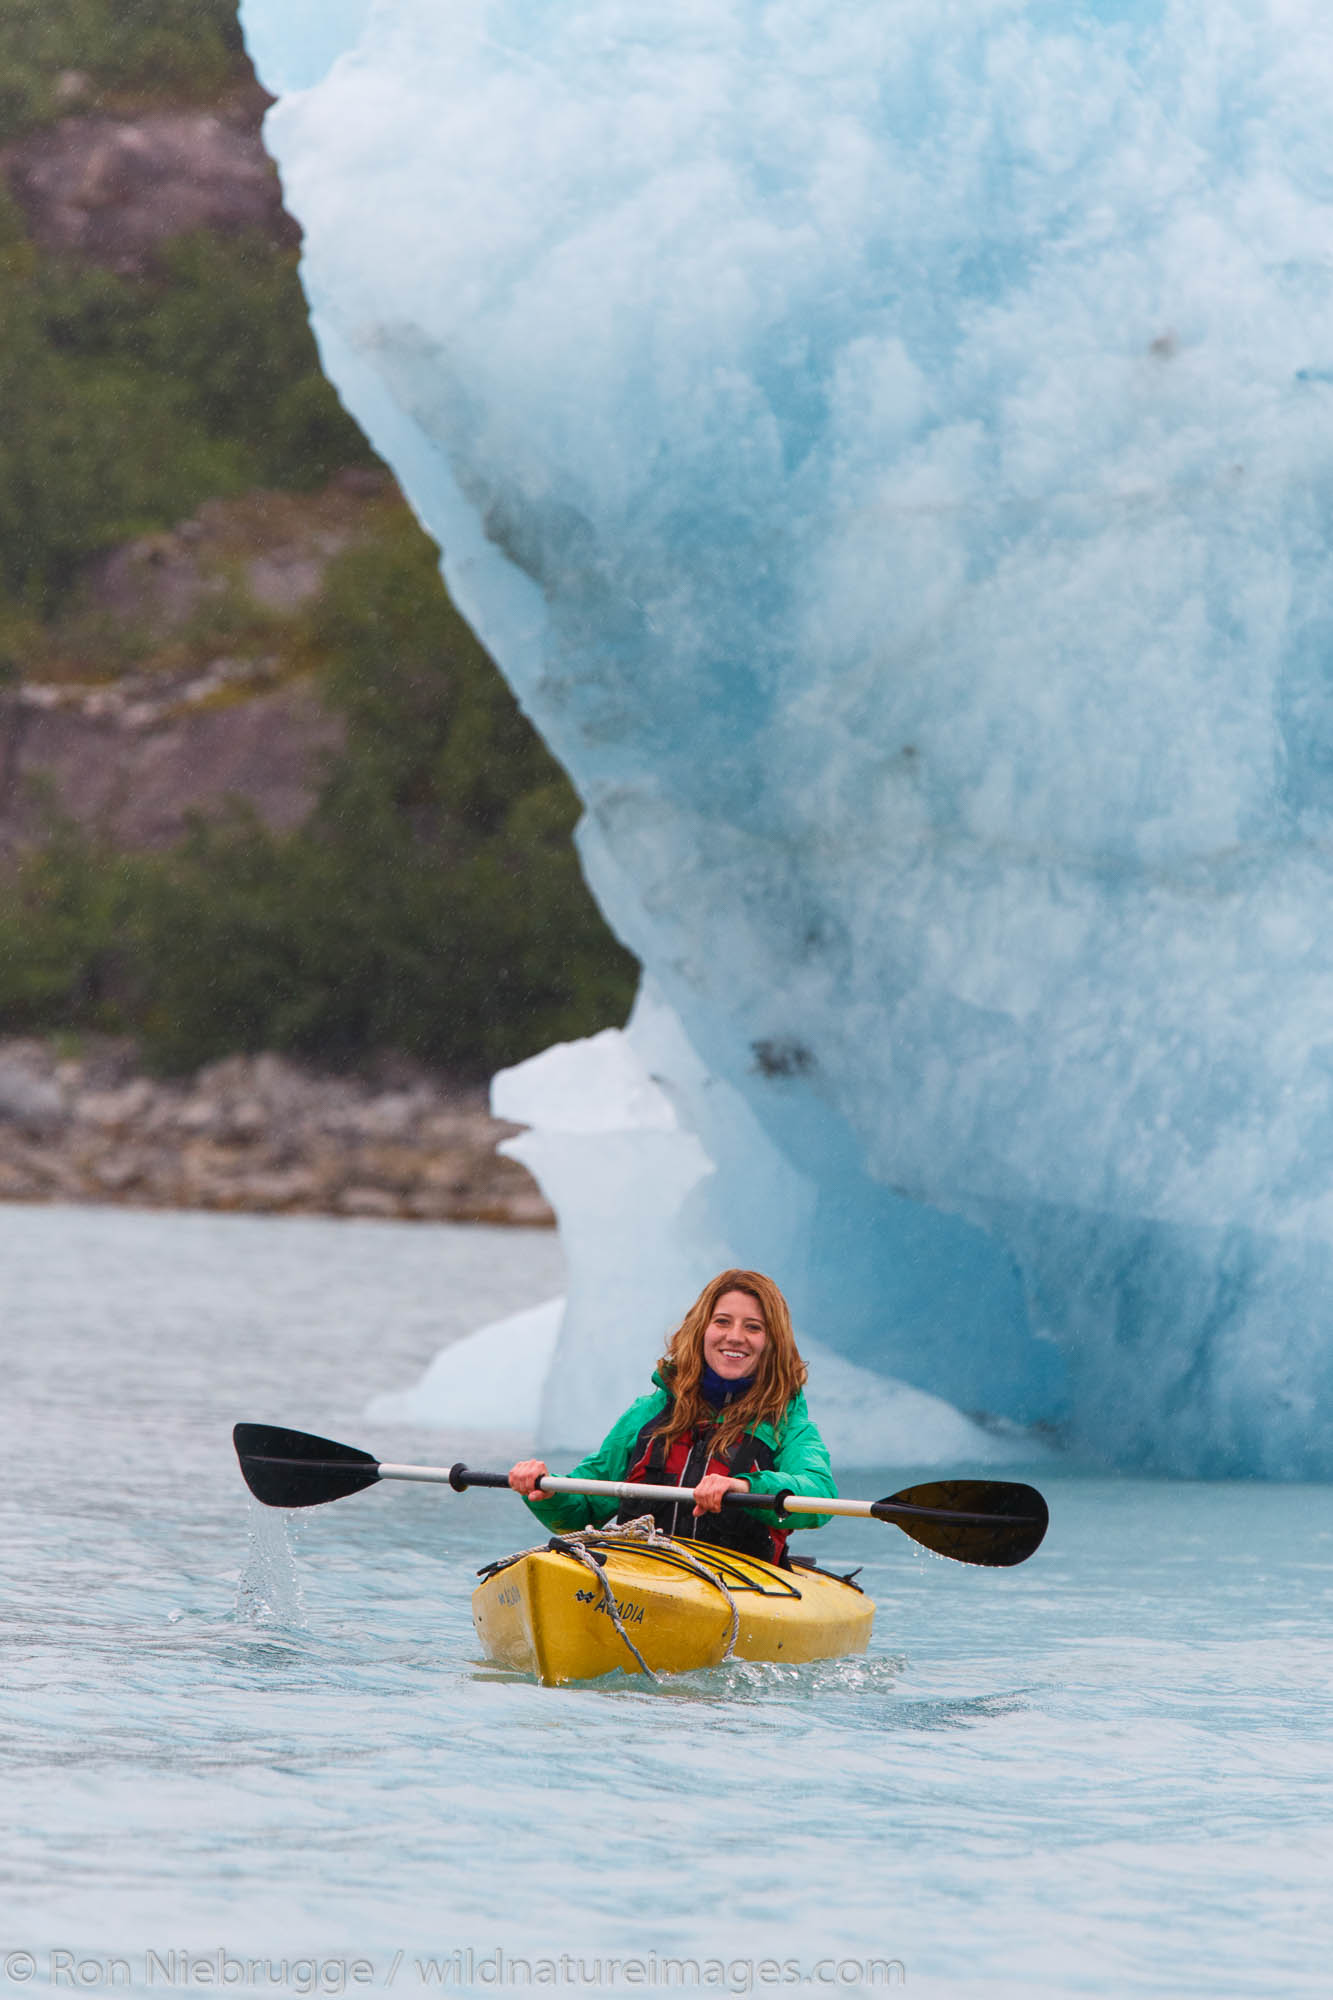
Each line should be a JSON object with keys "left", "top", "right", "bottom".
{"left": 0, "top": 0, "right": 245, "bottom": 141}
{"left": 0, "top": 229, "right": 373, "bottom": 608}
{"left": 0, "top": 515, "right": 639, "bottom": 1074}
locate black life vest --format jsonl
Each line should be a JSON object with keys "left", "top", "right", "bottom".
{"left": 617, "top": 1404, "right": 790, "bottom": 1565}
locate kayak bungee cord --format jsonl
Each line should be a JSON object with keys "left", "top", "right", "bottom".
{"left": 501, "top": 1516, "right": 744, "bottom": 1680}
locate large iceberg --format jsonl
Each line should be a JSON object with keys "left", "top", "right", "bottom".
{"left": 241, "top": 0, "right": 1333, "bottom": 1476}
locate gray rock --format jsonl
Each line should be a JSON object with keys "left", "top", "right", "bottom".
{"left": 75, "top": 1081, "right": 154, "bottom": 1129}
{"left": 0, "top": 1034, "right": 553, "bottom": 1224}
{"left": 353, "top": 1094, "right": 420, "bottom": 1140}
{"left": 337, "top": 1186, "right": 402, "bottom": 1219}
{"left": 3, "top": 107, "right": 296, "bottom": 275}
{"left": 0, "top": 1062, "right": 65, "bottom": 1134}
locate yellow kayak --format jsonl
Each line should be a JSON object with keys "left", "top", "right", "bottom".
{"left": 472, "top": 1531, "right": 875, "bottom": 1685}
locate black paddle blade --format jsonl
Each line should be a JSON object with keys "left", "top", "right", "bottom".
{"left": 873, "top": 1480, "right": 1049, "bottom": 1568}
{"left": 233, "top": 1423, "right": 381, "bottom": 1509}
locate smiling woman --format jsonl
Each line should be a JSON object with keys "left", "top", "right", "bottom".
{"left": 507, "top": 1269, "right": 835, "bottom": 1564}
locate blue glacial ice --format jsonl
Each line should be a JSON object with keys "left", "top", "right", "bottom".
{"left": 371, "top": 985, "right": 1040, "bottom": 1466}
{"left": 241, "top": 0, "right": 1333, "bottom": 1476}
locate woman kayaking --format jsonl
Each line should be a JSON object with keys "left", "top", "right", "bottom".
{"left": 508, "top": 1268, "right": 834, "bottom": 1564}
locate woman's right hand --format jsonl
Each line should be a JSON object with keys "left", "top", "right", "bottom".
{"left": 508, "top": 1458, "right": 551, "bottom": 1499}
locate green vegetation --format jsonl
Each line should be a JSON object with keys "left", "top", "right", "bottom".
{"left": 0, "top": 512, "right": 639, "bottom": 1075}
{"left": 0, "top": 214, "right": 372, "bottom": 611}
{"left": 0, "top": 8, "right": 638, "bottom": 1075}
{"left": 0, "top": 0, "right": 247, "bottom": 142}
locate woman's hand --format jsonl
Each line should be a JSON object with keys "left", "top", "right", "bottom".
{"left": 692, "top": 1474, "right": 750, "bottom": 1516}
{"left": 508, "top": 1458, "right": 550, "bottom": 1499}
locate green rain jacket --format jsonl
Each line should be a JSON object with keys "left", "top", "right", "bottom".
{"left": 520, "top": 1370, "right": 836, "bottom": 1534}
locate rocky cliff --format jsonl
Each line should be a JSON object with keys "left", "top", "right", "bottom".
{"left": 3, "top": 82, "right": 293, "bottom": 273}
{"left": 0, "top": 69, "right": 564, "bottom": 1224}
{"left": 0, "top": 477, "right": 394, "bottom": 856}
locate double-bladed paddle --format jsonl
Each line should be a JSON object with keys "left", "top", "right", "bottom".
{"left": 233, "top": 1422, "right": 1048, "bottom": 1568}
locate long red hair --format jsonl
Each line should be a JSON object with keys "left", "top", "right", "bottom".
{"left": 653, "top": 1269, "right": 807, "bottom": 1456}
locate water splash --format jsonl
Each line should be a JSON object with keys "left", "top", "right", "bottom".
{"left": 234, "top": 1502, "right": 309, "bottom": 1630}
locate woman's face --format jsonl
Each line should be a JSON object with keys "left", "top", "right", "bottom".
{"left": 702, "top": 1290, "right": 768, "bottom": 1380}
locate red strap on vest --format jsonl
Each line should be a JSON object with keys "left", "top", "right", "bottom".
{"left": 627, "top": 1429, "right": 732, "bottom": 1488}
{"left": 628, "top": 1428, "right": 789, "bottom": 1564}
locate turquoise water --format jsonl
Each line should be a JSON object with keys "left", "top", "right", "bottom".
{"left": 6, "top": 1204, "right": 1333, "bottom": 1998}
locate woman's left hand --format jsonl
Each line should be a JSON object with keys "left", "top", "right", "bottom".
{"left": 691, "top": 1474, "right": 750, "bottom": 1516}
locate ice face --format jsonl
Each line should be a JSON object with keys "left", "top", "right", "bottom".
{"left": 241, "top": 0, "right": 1333, "bottom": 1475}
{"left": 485, "top": 990, "right": 1047, "bottom": 1466}
{"left": 368, "top": 986, "right": 1042, "bottom": 1466}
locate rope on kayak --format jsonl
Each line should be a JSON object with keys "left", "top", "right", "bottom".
{"left": 543, "top": 1517, "right": 742, "bottom": 1681}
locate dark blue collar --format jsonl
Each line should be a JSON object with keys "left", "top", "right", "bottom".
{"left": 700, "top": 1362, "right": 755, "bottom": 1408}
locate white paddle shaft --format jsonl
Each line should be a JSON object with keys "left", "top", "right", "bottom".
{"left": 374, "top": 1464, "right": 866, "bottom": 1517}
